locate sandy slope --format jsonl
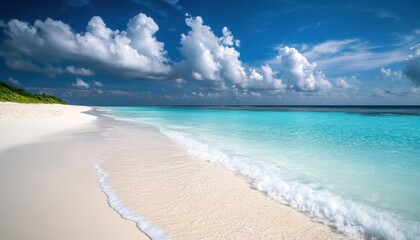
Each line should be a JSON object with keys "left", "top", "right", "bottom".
{"left": 0, "top": 103, "right": 147, "bottom": 240}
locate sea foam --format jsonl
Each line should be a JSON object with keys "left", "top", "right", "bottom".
{"left": 101, "top": 107, "right": 420, "bottom": 240}
{"left": 93, "top": 164, "right": 170, "bottom": 240}
{"left": 157, "top": 128, "right": 420, "bottom": 240}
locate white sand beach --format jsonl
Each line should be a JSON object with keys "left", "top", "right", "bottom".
{"left": 0, "top": 102, "right": 95, "bottom": 152}
{"left": 0, "top": 102, "right": 347, "bottom": 239}
{"left": 0, "top": 103, "right": 147, "bottom": 240}
{"left": 101, "top": 123, "right": 347, "bottom": 240}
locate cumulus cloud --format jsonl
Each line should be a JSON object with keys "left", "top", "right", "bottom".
{"left": 271, "top": 46, "right": 332, "bottom": 92}
{"left": 220, "top": 27, "right": 240, "bottom": 47}
{"left": 72, "top": 78, "right": 90, "bottom": 89}
{"left": 177, "top": 15, "right": 286, "bottom": 92}
{"left": 0, "top": 13, "right": 333, "bottom": 95}
{"left": 175, "top": 15, "right": 327, "bottom": 93}
{"left": 174, "top": 78, "right": 185, "bottom": 87}
{"left": 232, "top": 88, "right": 262, "bottom": 98}
{"left": 261, "top": 65, "right": 284, "bottom": 89}
{"left": 335, "top": 76, "right": 358, "bottom": 89}
{"left": 381, "top": 67, "right": 402, "bottom": 81}
{"left": 72, "top": 79, "right": 102, "bottom": 89}
{"left": 249, "top": 68, "right": 263, "bottom": 81}
{"left": 240, "top": 65, "right": 286, "bottom": 92}
{"left": 178, "top": 15, "right": 247, "bottom": 83}
{"left": 403, "top": 43, "right": 420, "bottom": 86}
{"left": 381, "top": 67, "right": 392, "bottom": 76}
{"left": 0, "top": 13, "right": 169, "bottom": 78}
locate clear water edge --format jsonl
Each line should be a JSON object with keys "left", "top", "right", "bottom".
{"left": 94, "top": 163, "right": 170, "bottom": 240}
{"left": 101, "top": 106, "right": 420, "bottom": 240}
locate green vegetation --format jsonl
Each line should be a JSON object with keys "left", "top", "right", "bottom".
{"left": 0, "top": 82, "right": 67, "bottom": 104}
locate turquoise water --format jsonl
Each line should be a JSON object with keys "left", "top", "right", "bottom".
{"left": 105, "top": 106, "right": 420, "bottom": 240}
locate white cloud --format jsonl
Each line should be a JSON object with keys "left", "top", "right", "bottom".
{"left": 191, "top": 91, "right": 205, "bottom": 98}
{"left": 178, "top": 15, "right": 247, "bottom": 83}
{"left": 335, "top": 76, "right": 358, "bottom": 89}
{"left": 403, "top": 43, "right": 420, "bottom": 86}
{"left": 232, "top": 88, "right": 262, "bottom": 98}
{"left": 261, "top": 65, "right": 286, "bottom": 90}
{"left": 174, "top": 78, "right": 185, "bottom": 87}
{"left": 191, "top": 72, "right": 204, "bottom": 80}
{"left": 381, "top": 67, "right": 392, "bottom": 76}
{"left": 220, "top": 27, "right": 240, "bottom": 47}
{"left": 72, "top": 78, "right": 90, "bottom": 89}
{"left": 1, "top": 13, "right": 336, "bottom": 95}
{"left": 315, "top": 49, "right": 406, "bottom": 73}
{"left": 7, "top": 76, "right": 21, "bottom": 85}
{"left": 249, "top": 68, "right": 263, "bottom": 81}
{"left": 240, "top": 65, "right": 286, "bottom": 92}
{"left": 381, "top": 67, "right": 403, "bottom": 81}
{"left": 393, "top": 70, "right": 403, "bottom": 80}
{"left": 92, "top": 80, "right": 102, "bottom": 87}
{"left": 0, "top": 13, "right": 169, "bottom": 78}
{"left": 65, "top": 66, "right": 94, "bottom": 76}
{"left": 301, "top": 39, "right": 407, "bottom": 73}
{"left": 271, "top": 46, "right": 332, "bottom": 92}
{"left": 177, "top": 15, "right": 286, "bottom": 92}
{"left": 303, "top": 39, "right": 359, "bottom": 59}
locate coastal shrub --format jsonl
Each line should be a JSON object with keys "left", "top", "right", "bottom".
{"left": 0, "top": 82, "right": 67, "bottom": 104}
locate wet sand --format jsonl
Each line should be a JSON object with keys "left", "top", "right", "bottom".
{"left": 100, "top": 120, "right": 347, "bottom": 239}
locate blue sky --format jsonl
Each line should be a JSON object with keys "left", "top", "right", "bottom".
{"left": 0, "top": 0, "right": 419, "bottom": 105}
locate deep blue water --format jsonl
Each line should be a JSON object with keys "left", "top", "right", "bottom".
{"left": 104, "top": 106, "right": 420, "bottom": 240}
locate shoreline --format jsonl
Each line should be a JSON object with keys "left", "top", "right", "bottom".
{"left": 0, "top": 102, "right": 348, "bottom": 239}
{"left": 0, "top": 103, "right": 147, "bottom": 240}
{"left": 98, "top": 111, "right": 347, "bottom": 239}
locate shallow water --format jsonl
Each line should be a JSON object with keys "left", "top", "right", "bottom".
{"left": 104, "top": 106, "right": 420, "bottom": 240}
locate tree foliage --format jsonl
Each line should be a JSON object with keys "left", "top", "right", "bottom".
{"left": 0, "top": 82, "right": 67, "bottom": 104}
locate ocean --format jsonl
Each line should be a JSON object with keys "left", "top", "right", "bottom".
{"left": 103, "top": 106, "right": 420, "bottom": 240}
